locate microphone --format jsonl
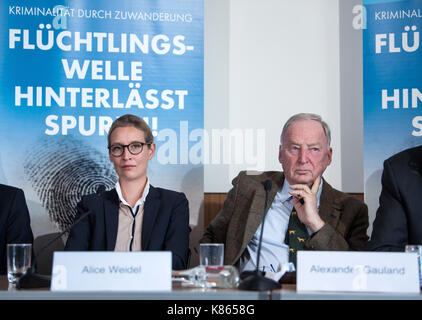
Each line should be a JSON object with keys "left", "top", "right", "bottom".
{"left": 238, "top": 179, "right": 281, "bottom": 291}
{"left": 18, "top": 185, "right": 105, "bottom": 289}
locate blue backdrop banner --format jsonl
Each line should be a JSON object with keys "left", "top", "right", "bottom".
{"left": 0, "top": 0, "right": 204, "bottom": 238}
{"left": 363, "top": 0, "right": 422, "bottom": 225}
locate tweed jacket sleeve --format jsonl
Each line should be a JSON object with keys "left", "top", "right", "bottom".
{"left": 305, "top": 184, "right": 369, "bottom": 251}
{"left": 200, "top": 174, "right": 241, "bottom": 244}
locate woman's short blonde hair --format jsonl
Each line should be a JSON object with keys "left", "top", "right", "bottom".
{"left": 107, "top": 114, "right": 153, "bottom": 148}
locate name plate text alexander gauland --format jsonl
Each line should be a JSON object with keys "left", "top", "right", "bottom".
{"left": 297, "top": 251, "right": 419, "bottom": 293}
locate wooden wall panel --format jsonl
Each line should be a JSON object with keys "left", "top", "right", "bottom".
{"left": 203, "top": 193, "right": 227, "bottom": 228}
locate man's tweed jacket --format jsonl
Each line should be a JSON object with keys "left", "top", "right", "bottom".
{"left": 201, "top": 171, "right": 369, "bottom": 265}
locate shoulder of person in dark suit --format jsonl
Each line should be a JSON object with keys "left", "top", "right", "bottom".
{"left": 366, "top": 145, "right": 422, "bottom": 252}
{"left": 0, "top": 184, "right": 34, "bottom": 274}
{"left": 0, "top": 184, "right": 34, "bottom": 241}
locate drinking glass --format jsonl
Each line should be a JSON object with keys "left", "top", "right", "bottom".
{"left": 7, "top": 243, "right": 32, "bottom": 288}
{"left": 405, "top": 244, "right": 422, "bottom": 287}
{"left": 199, "top": 243, "right": 224, "bottom": 266}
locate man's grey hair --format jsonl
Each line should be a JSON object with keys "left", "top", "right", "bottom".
{"left": 280, "top": 113, "right": 331, "bottom": 147}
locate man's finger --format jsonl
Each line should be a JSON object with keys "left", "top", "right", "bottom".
{"left": 311, "top": 175, "right": 322, "bottom": 194}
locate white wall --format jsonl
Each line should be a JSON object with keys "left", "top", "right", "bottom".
{"left": 339, "top": 0, "right": 364, "bottom": 194}
{"left": 205, "top": 0, "right": 352, "bottom": 193}
{"left": 204, "top": 0, "right": 230, "bottom": 191}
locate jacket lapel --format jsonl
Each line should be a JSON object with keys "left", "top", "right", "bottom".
{"left": 319, "top": 179, "right": 342, "bottom": 230}
{"left": 235, "top": 173, "right": 284, "bottom": 262}
{"left": 104, "top": 189, "right": 120, "bottom": 251}
{"left": 408, "top": 146, "right": 422, "bottom": 177}
{"left": 142, "top": 185, "right": 160, "bottom": 250}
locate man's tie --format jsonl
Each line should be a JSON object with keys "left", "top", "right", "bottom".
{"left": 285, "top": 207, "right": 308, "bottom": 268}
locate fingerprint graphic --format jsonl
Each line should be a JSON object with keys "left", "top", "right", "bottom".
{"left": 24, "top": 135, "right": 118, "bottom": 231}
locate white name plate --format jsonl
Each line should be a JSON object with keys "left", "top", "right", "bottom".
{"left": 297, "top": 251, "right": 420, "bottom": 293}
{"left": 51, "top": 251, "right": 172, "bottom": 291}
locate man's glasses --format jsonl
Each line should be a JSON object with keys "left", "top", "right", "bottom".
{"left": 108, "top": 142, "right": 151, "bottom": 157}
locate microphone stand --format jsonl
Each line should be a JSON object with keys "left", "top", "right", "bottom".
{"left": 17, "top": 236, "right": 61, "bottom": 288}
{"left": 238, "top": 180, "right": 281, "bottom": 291}
{"left": 17, "top": 210, "right": 96, "bottom": 289}
{"left": 18, "top": 185, "right": 105, "bottom": 289}
{"left": 18, "top": 209, "right": 92, "bottom": 289}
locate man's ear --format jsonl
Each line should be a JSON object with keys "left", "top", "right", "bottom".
{"left": 278, "top": 145, "right": 283, "bottom": 164}
{"left": 327, "top": 147, "right": 333, "bottom": 165}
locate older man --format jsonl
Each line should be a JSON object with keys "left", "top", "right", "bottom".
{"left": 201, "top": 113, "right": 369, "bottom": 273}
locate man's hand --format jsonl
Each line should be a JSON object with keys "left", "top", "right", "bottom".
{"left": 288, "top": 176, "right": 325, "bottom": 233}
